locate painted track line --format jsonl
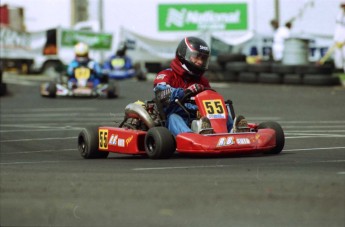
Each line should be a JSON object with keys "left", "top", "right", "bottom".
{"left": 0, "top": 137, "right": 77, "bottom": 143}
{"left": 1, "top": 148, "right": 75, "bottom": 155}
{"left": 284, "top": 147, "right": 345, "bottom": 152}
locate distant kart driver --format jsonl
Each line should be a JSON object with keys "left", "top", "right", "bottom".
{"left": 67, "top": 42, "right": 103, "bottom": 88}
{"left": 153, "top": 36, "right": 248, "bottom": 137}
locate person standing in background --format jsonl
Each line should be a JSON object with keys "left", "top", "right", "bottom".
{"left": 333, "top": 2, "right": 345, "bottom": 72}
{"left": 271, "top": 19, "right": 292, "bottom": 62}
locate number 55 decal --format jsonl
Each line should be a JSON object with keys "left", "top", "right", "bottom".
{"left": 99, "top": 129, "right": 108, "bottom": 149}
{"left": 202, "top": 99, "right": 225, "bottom": 114}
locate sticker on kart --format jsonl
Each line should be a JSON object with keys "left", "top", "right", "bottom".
{"left": 107, "top": 134, "right": 133, "bottom": 147}
{"left": 99, "top": 129, "right": 108, "bottom": 149}
{"left": 202, "top": 99, "right": 226, "bottom": 119}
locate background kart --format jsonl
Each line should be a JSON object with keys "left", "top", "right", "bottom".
{"left": 40, "top": 66, "right": 118, "bottom": 98}
{"left": 78, "top": 89, "right": 285, "bottom": 159}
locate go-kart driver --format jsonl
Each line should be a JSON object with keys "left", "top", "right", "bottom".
{"left": 102, "top": 42, "right": 135, "bottom": 79}
{"left": 153, "top": 36, "right": 248, "bottom": 137}
{"left": 67, "top": 42, "right": 103, "bottom": 88}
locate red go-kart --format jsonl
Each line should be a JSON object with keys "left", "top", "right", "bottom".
{"left": 78, "top": 89, "right": 285, "bottom": 159}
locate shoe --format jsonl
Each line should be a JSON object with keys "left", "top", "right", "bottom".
{"left": 199, "top": 117, "right": 214, "bottom": 134}
{"left": 231, "top": 115, "right": 250, "bottom": 133}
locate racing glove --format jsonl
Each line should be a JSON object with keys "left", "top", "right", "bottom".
{"left": 186, "top": 84, "right": 205, "bottom": 94}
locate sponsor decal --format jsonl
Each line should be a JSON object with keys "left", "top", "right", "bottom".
{"left": 158, "top": 3, "right": 248, "bottom": 31}
{"left": 118, "top": 139, "right": 125, "bottom": 147}
{"left": 156, "top": 74, "right": 166, "bottom": 80}
{"left": 99, "top": 129, "right": 109, "bottom": 149}
{"left": 61, "top": 29, "right": 113, "bottom": 49}
{"left": 108, "top": 134, "right": 118, "bottom": 145}
{"left": 236, "top": 138, "right": 250, "bottom": 145}
{"left": 217, "top": 136, "right": 234, "bottom": 147}
{"left": 126, "top": 135, "right": 134, "bottom": 146}
{"left": 200, "top": 45, "right": 208, "bottom": 51}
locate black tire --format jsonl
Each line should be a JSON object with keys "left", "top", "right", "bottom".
{"left": 107, "top": 80, "right": 118, "bottom": 98}
{"left": 271, "top": 63, "right": 296, "bottom": 74}
{"left": 303, "top": 74, "right": 340, "bottom": 86}
{"left": 222, "top": 71, "right": 239, "bottom": 82}
{"left": 283, "top": 74, "right": 303, "bottom": 85}
{"left": 78, "top": 125, "right": 109, "bottom": 159}
{"left": 238, "top": 72, "right": 258, "bottom": 83}
{"left": 205, "top": 62, "right": 224, "bottom": 82}
{"left": 225, "top": 62, "right": 248, "bottom": 73}
{"left": 258, "top": 73, "right": 283, "bottom": 84}
{"left": 258, "top": 121, "right": 285, "bottom": 154}
{"left": 47, "top": 82, "right": 57, "bottom": 98}
{"left": 295, "top": 64, "right": 334, "bottom": 75}
{"left": 217, "top": 53, "right": 246, "bottom": 67}
{"left": 145, "top": 127, "right": 176, "bottom": 159}
{"left": 247, "top": 62, "right": 272, "bottom": 73}
{"left": 0, "top": 83, "right": 7, "bottom": 96}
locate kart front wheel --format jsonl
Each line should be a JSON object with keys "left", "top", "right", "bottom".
{"left": 78, "top": 125, "right": 109, "bottom": 159}
{"left": 258, "top": 121, "right": 285, "bottom": 154}
{"left": 107, "top": 80, "right": 118, "bottom": 98}
{"left": 47, "top": 82, "right": 57, "bottom": 98}
{"left": 145, "top": 127, "right": 176, "bottom": 159}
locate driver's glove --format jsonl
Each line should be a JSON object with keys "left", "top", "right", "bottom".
{"left": 186, "top": 84, "right": 205, "bottom": 94}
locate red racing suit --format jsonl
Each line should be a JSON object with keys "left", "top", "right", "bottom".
{"left": 153, "top": 58, "right": 210, "bottom": 89}
{"left": 153, "top": 58, "right": 211, "bottom": 136}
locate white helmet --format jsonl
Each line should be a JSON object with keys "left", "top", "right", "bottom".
{"left": 74, "top": 42, "right": 89, "bottom": 57}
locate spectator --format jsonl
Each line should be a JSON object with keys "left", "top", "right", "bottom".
{"left": 334, "top": 2, "right": 345, "bottom": 72}
{"left": 271, "top": 19, "right": 292, "bottom": 62}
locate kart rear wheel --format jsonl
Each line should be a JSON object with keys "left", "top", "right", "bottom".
{"left": 107, "top": 80, "right": 118, "bottom": 98}
{"left": 258, "top": 121, "right": 285, "bottom": 154}
{"left": 47, "top": 82, "right": 57, "bottom": 98}
{"left": 78, "top": 125, "right": 109, "bottom": 159}
{"left": 145, "top": 127, "right": 176, "bottom": 159}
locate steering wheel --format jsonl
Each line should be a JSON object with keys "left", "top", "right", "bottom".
{"left": 180, "top": 87, "right": 216, "bottom": 104}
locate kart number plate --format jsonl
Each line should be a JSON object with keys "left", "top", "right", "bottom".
{"left": 75, "top": 67, "right": 91, "bottom": 80}
{"left": 111, "top": 58, "right": 125, "bottom": 68}
{"left": 202, "top": 99, "right": 226, "bottom": 119}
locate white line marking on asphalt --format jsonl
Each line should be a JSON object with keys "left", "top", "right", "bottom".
{"left": 0, "top": 128, "right": 82, "bottom": 133}
{"left": 279, "top": 121, "right": 345, "bottom": 124}
{"left": 284, "top": 147, "right": 345, "bottom": 152}
{"left": 133, "top": 165, "right": 230, "bottom": 171}
{"left": 0, "top": 160, "right": 62, "bottom": 165}
{"left": 286, "top": 130, "right": 345, "bottom": 133}
{"left": 286, "top": 135, "right": 345, "bottom": 139}
{"left": 1, "top": 148, "right": 75, "bottom": 155}
{"left": 0, "top": 137, "right": 77, "bottom": 143}
{"left": 319, "top": 160, "right": 345, "bottom": 163}
{"left": 337, "top": 172, "right": 345, "bottom": 175}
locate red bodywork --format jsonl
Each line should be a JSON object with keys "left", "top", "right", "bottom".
{"left": 98, "top": 90, "right": 277, "bottom": 156}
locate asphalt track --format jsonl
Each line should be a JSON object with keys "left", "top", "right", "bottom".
{"left": 1, "top": 74, "right": 345, "bottom": 227}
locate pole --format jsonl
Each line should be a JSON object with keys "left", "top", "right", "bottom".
{"left": 98, "top": 0, "right": 104, "bottom": 62}
{"left": 98, "top": 0, "right": 103, "bottom": 32}
{"left": 274, "top": 0, "right": 280, "bottom": 24}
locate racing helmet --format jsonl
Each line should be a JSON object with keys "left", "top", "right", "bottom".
{"left": 176, "top": 37, "right": 210, "bottom": 77}
{"left": 74, "top": 42, "right": 89, "bottom": 57}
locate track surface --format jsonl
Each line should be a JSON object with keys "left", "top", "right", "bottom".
{"left": 1, "top": 75, "right": 345, "bottom": 227}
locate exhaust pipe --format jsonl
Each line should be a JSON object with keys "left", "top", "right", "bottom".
{"left": 124, "top": 103, "right": 155, "bottom": 128}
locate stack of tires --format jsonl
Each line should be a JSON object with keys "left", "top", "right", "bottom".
{"left": 206, "top": 53, "right": 340, "bottom": 86}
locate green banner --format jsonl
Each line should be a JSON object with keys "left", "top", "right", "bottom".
{"left": 158, "top": 3, "right": 247, "bottom": 31}
{"left": 60, "top": 29, "right": 112, "bottom": 50}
